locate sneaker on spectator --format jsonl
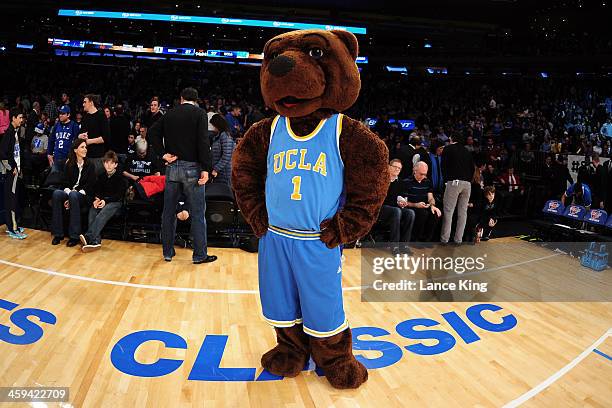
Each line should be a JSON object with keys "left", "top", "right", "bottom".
{"left": 5, "top": 227, "right": 24, "bottom": 234}
{"left": 82, "top": 244, "right": 101, "bottom": 253}
{"left": 79, "top": 234, "right": 88, "bottom": 246}
{"left": 7, "top": 231, "right": 26, "bottom": 240}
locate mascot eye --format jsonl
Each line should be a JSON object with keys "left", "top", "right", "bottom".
{"left": 308, "top": 48, "right": 324, "bottom": 59}
{"left": 267, "top": 52, "right": 279, "bottom": 60}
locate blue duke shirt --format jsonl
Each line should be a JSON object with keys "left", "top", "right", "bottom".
{"left": 48, "top": 120, "right": 80, "bottom": 160}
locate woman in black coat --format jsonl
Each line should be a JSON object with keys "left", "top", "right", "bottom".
{"left": 50, "top": 138, "right": 96, "bottom": 246}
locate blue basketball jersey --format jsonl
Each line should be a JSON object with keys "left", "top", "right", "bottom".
{"left": 266, "top": 114, "right": 344, "bottom": 232}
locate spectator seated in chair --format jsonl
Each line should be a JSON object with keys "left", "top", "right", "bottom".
{"left": 404, "top": 161, "right": 442, "bottom": 242}
{"left": 79, "top": 150, "right": 128, "bottom": 252}
{"left": 50, "top": 139, "right": 96, "bottom": 246}
{"left": 377, "top": 158, "right": 415, "bottom": 254}
{"left": 497, "top": 166, "right": 524, "bottom": 214}
{"left": 122, "top": 138, "right": 162, "bottom": 200}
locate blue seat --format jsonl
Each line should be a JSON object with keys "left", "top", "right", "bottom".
{"left": 542, "top": 200, "right": 564, "bottom": 215}
{"left": 606, "top": 215, "right": 612, "bottom": 229}
{"left": 583, "top": 209, "right": 607, "bottom": 226}
{"left": 562, "top": 204, "right": 587, "bottom": 220}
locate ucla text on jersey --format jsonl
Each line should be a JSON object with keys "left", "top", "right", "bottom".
{"left": 265, "top": 113, "right": 344, "bottom": 233}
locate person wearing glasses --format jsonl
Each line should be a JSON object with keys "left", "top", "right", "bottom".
{"left": 378, "top": 159, "right": 415, "bottom": 254}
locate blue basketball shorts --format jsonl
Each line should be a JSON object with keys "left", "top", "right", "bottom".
{"left": 258, "top": 225, "right": 348, "bottom": 338}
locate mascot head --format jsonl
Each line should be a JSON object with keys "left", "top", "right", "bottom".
{"left": 261, "top": 29, "right": 361, "bottom": 118}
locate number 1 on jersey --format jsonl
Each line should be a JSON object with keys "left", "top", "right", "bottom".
{"left": 291, "top": 176, "right": 302, "bottom": 200}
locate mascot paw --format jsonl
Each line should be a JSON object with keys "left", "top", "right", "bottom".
{"left": 253, "top": 223, "right": 269, "bottom": 238}
{"left": 320, "top": 219, "right": 340, "bottom": 248}
{"left": 261, "top": 325, "right": 310, "bottom": 377}
{"left": 322, "top": 357, "right": 368, "bottom": 389}
{"left": 261, "top": 345, "right": 309, "bottom": 378}
{"left": 311, "top": 328, "right": 368, "bottom": 389}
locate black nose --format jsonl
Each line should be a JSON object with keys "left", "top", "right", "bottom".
{"left": 268, "top": 55, "right": 295, "bottom": 77}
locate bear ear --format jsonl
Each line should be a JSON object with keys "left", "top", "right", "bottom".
{"left": 331, "top": 30, "right": 359, "bottom": 61}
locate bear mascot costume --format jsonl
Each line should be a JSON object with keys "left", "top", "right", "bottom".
{"left": 232, "top": 29, "right": 389, "bottom": 389}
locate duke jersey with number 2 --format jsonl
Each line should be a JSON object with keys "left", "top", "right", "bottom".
{"left": 266, "top": 114, "right": 344, "bottom": 231}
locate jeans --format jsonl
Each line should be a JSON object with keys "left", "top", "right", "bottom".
{"left": 84, "top": 202, "right": 122, "bottom": 245}
{"left": 161, "top": 160, "right": 208, "bottom": 261}
{"left": 378, "top": 205, "right": 415, "bottom": 244}
{"left": 3, "top": 170, "right": 20, "bottom": 232}
{"left": 52, "top": 189, "right": 87, "bottom": 239}
{"left": 411, "top": 207, "right": 440, "bottom": 242}
{"left": 440, "top": 180, "right": 471, "bottom": 243}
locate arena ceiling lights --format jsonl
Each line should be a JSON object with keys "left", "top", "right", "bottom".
{"left": 58, "top": 9, "right": 367, "bottom": 35}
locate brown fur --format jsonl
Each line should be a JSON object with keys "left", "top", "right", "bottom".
{"left": 311, "top": 329, "right": 368, "bottom": 389}
{"left": 232, "top": 29, "right": 389, "bottom": 389}
{"left": 260, "top": 29, "right": 361, "bottom": 118}
{"left": 261, "top": 325, "right": 310, "bottom": 378}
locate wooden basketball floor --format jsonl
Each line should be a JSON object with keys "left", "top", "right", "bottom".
{"left": 0, "top": 230, "right": 610, "bottom": 407}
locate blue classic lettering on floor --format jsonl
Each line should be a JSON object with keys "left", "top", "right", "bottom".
{"left": 110, "top": 330, "right": 187, "bottom": 377}
{"left": 110, "top": 303, "right": 518, "bottom": 380}
{"left": 188, "top": 335, "right": 257, "bottom": 381}
{"left": 0, "top": 299, "right": 57, "bottom": 345}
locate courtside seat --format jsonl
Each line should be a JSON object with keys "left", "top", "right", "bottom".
{"left": 206, "top": 182, "right": 234, "bottom": 201}
{"left": 124, "top": 198, "right": 162, "bottom": 243}
{"left": 574, "top": 208, "right": 609, "bottom": 242}
{"left": 605, "top": 213, "right": 612, "bottom": 230}
{"left": 204, "top": 182, "right": 238, "bottom": 247}
{"left": 205, "top": 183, "right": 235, "bottom": 230}
{"left": 531, "top": 200, "right": 565, "bottom": 241}
{"left": 583, "top": 208, "right": 607, "bottom": 227}
{"left": 562, "top": 204, "right": 587, "bottom": 221}
{"left": 548, "top": 204, "right": 586, "bottom": 240}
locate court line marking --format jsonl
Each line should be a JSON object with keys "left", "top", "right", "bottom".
{"left": 0, "top": 258, "right": 259, "bottom": 294}
{"left": 502, "top": 328, "right": 612, "bottom": 408}
{"left": 593, "top": 348, "right": 612, "bottom": 361}
{"left": 0, "top": 250, "right": 562, "bottom": 294}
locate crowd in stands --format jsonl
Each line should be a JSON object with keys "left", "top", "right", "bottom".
{"left": 1, "top": 58, "right": 611, "bottom": 248}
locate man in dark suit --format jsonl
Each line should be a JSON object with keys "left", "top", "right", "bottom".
{"left": 149, "top": 87, "right": 217, "bottom": 264}
{"left": 395, "top": 135, "right": 429, "bottom": 180}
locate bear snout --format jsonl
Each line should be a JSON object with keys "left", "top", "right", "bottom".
{"left": 268, "top": 55, "right": 296, "bottom": 77}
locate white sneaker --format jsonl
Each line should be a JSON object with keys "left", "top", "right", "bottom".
{"left": 82, "top": 244, "right": 101, "bottom": 253}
